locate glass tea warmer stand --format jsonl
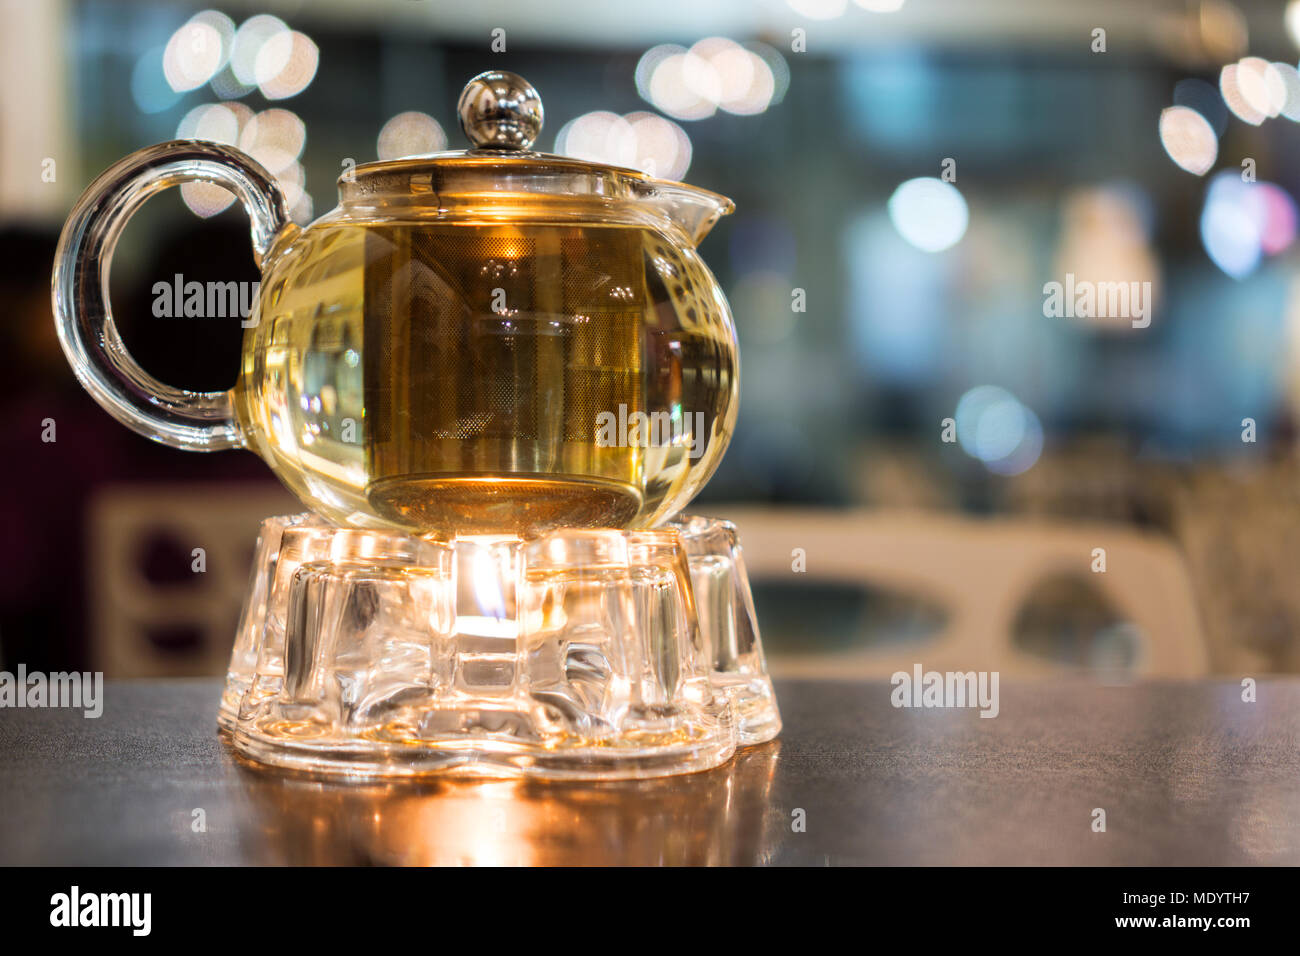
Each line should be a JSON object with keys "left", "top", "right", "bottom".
{"left": 51, "top": 72, "right": 780, "bottom": 779}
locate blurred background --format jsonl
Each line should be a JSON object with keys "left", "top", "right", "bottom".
{"left": 3, "top": 0, "right": 1299, "bottom": 683}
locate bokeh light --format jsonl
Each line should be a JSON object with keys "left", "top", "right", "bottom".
{"left": 377, "top": 112, "right": 448, "bottom": 160}
{"left": 230, "top": 14, "right": 289, "bottom": 87}
{"left": 637, "top": 38, "right": 782, "bottom": 120}
{"left": 1219, "top": 63, "right": 1264, "bottom": 125}
{"left": 556, "top": 111, "right": 635, "bottom": 166}
{"left": 1271, "top": 62, "right": 1300, "bottom": 121}
{"left": 1218, "top": 58, "right": 1290, "bottom": 125}
{"left": 176, "top": 102, "right": 243, "bottom": 144}
{"left": 255, "top": 30, "right": 319, "bottom": 100}
{"left": 1159, "top": 106, "right": 1218, "bottom": 175}
{"left": 645, "top": 46, "right": 715, "bottom": 121}
{"left": 554, "top": 110, "right": 692, "bottom": 180}
{"left": 1254, "top": 183, "right": 1298, "bottom": 255}
{"left": 1201, "top": 197, "right": 1259, "bottom": 278}
{"left": 239, "top": 108, "right": 307, "bottom": 174}
{"left": 163, "top": 18, "right": 225, "bottom": 92}
{"left": 156, "top": 11, "right": 315, "bottom": 103}
{"left": 635, "top": 44, "right": 679, "bottom": 102}
{"left": 625, "top": 112, "right": 692, "bottom": 179}
{"left": 887, "top": 178, "right": 969, "bottom": 252}
{"left": 1199, "top": 172, "right": 1298, "bottom": 278}
{"left": 699, "top": 37, "right": 776, "bottom": 116}
{"left": 955, "top": 385, "right": 1043, "bottom": 476}
{"left": 180, "top": 181, "right": 237, "bottom": 218}
{"left": 1238, "top": 57, "right": 1285, "bottom": 117}
{"left": 1287, "top": 0, "right": 1300, "bottom": 49}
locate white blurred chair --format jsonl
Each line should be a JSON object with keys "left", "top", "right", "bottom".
{"left": 720, "top": 507, "right": 1209, "bottom": 679}
{"left": 88, "top": 483, "right": 298, "bottom": 677}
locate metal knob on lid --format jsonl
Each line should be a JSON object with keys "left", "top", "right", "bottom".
{"left": 457, "top": 70, "right": 544, "bottom": 151}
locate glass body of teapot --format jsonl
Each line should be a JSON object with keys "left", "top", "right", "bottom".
{"left": 52, "top": 72, "right": 738, "bottom": 536}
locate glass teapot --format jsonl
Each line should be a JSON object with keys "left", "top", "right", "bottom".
{"left": 52, "top": 71, "right": 737, "bottom": 536}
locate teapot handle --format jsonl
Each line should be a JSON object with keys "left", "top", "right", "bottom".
{"left": 51, "top": 141, "right": 290, "bottom": 451}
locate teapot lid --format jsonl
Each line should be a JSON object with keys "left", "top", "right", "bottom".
{"left": 341, "top": 71, "right": 733, "bottom": 244}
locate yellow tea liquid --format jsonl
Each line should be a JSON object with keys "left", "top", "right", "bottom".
{"left": 238, "top": 220, "right": 736, "bottom": 535}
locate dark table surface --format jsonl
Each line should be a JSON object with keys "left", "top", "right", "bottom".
{"left": 1, "top": 678, "right": 1298, "bottom": 865}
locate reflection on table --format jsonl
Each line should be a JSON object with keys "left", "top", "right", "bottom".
{"left": 231, "top": 741, "right": 782, "bottom": 866}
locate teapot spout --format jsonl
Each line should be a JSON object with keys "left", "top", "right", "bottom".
{"left": 638, "top": 180, "right": 734, "bottom": 246}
